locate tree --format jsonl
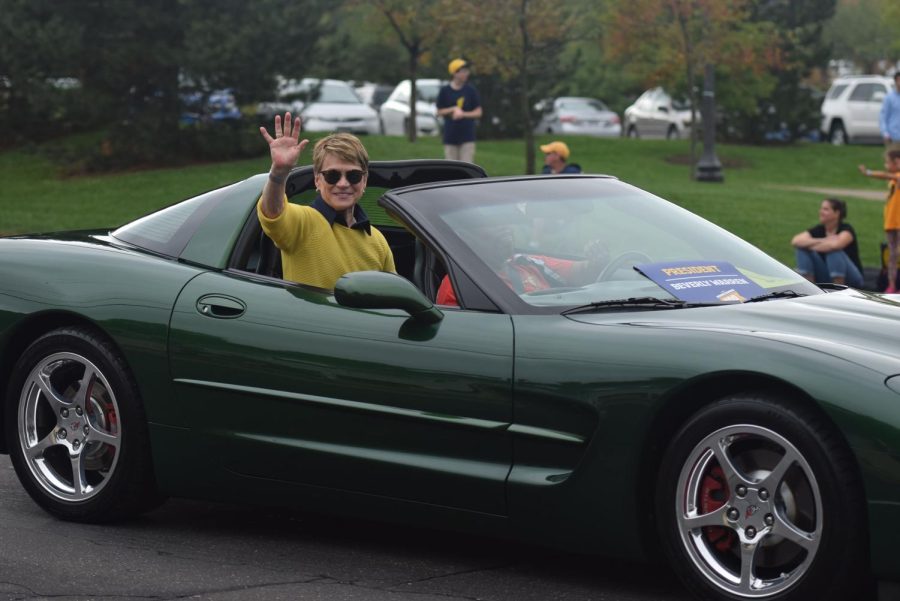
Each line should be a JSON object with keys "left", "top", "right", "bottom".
{"left": 824, "top": 0, "right": 897, "bottom": 73}
{"left": 314, "top": 4, "right": 411, "bottom": 85}
{"left": 363, "top": 0, "right": 445, "bottom": 142}
{"left": 0, "top": 0, "right": 334, "bottom": 167}
{"left": 727, "top": 0, "right": 836, "bottom": 144}
{"left": 603, "top": 0, "right": 779, "bottom": 167}
{"left": 181, "top": 0, "right": 335, "bottom": 104}
{"left": 440, "top": 0, "right": 579, "bottom": 173}
{"left": 0, "top": 0, "right": 88, "bottom": 142}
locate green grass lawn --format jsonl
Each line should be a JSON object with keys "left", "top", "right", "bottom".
{"left": 0, "top": 134, "right": 892, "bottom": 267}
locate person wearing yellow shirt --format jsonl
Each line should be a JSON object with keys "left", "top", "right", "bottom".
{"left": 257, "top": 113, "right": 395, "bottom": 288}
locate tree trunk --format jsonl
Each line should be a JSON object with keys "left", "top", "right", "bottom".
{"left": 408, "top": 47, "right": 418, "bottom": 143}
{"left": 520, "top": 0, "right": 535, "bottom": 174}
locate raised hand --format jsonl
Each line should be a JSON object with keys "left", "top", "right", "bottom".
{"left": 259, "top": 112, "right": 309, "bottom": 174}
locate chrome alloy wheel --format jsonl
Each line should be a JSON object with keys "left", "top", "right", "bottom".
{"left": 676, "top": 424, "right": 822, "bottom": 597}
{"left": 18, "top": 351, "right": 122, "bottom": 502}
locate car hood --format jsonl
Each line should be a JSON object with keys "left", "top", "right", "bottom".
{"left": 567, "top": 288, "right": 900, "bottom": 374}
{"left": 301, "top": 102, "right": 377, "bottom": 118}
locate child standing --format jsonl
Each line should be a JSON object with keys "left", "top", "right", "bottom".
{"left": 859, "top": 149, "right": 900, "bottom": 293}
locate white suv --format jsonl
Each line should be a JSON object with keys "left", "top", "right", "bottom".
{"left": 379, "top": 79, "right": 443, "bottom": 137}
{"left": 820, "top": 75, "right": 893, "bottom": 145}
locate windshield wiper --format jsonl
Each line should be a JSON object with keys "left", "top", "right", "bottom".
{"left": 562, "top": 296, "right": 709, "bottom": 315}
{"left": 746, "top": 290, "right": 807, "bottom": 303}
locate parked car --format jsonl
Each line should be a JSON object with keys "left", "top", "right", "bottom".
{"left": 533, "top": 97, "right": 621, "bottom": 137}
{"left": 820, "top": 75, "right": 893, "bottom": 145}
{"left": 354, "top": 81, "right": 394, "bottom": 111}
{"left": 380, "top": 79, "right": 442, "bottom": 136}
{"left": 1, "top": 161, "right": 900, "bottom": 601}
{"left": 257, "top": 78, "right": 381, "bottom": 135}
{"left": 180, "top": 88, "right": 242, "bottom": 125}
{"left": 623, "top": 87, "right": 692, "bottom": 139}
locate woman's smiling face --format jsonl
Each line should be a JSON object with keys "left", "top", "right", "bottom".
{"left": 316, "top": 154, "right": 368, "bottom": 214}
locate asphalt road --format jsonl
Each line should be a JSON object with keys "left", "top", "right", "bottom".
{"left": 0, "top": 455, "right": 692, "bottom": 601}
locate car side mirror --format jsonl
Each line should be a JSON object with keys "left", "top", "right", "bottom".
{"left": 335, "top": 271, "right": 443, "bottom": 324}
{"left": 658, "top": 106, "right": 669, "bottom": 113}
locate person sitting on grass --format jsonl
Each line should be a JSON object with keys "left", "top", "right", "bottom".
{"left": 790, "top": 198, "right": 864, "bottom": 289}
{"left": 859, "top": 149, "right": 900, "bottom": 293}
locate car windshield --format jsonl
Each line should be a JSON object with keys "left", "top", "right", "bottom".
{"left": 558, "top": 98, "right": 609, "bottom": 112}
{"left": 282, "top": 82, "right": 361, "bottom": 104}
{"left": 672, "top": 97, "right": 691, "bottom": 111}
{"left": 410, "top": 178, "right": 819, "bottom": 308}
{"left": 416, "top": 83, "right": 441, "bottom": 103}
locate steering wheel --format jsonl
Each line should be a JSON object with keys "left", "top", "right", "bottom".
{"left": 596, "top": 251, "right": 653, "bottom": 282}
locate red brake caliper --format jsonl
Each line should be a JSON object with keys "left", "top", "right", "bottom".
{"left": 699, "top": 465, "right": 736, "bottom": 552}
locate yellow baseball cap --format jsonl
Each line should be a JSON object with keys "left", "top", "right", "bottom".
{"left": 448, "top": 58, "right": 469, "bottom": 75}
{"left": 540, "top": 141, "right": 570, "bottom": 160}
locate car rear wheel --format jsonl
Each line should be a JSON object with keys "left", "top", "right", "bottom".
{"left": 5, "top": 327, "right": 162, "bottom": 522}
{"left": 656, "top": 394, "right": 867, "bottom": 601}
{"left": 829, "top": 122, "right": 847, "bottom": 146}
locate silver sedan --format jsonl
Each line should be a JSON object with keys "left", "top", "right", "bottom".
{"left": 534, "top": 97, "right": 622, "bottom": 137}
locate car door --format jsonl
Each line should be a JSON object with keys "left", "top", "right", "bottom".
{"left": 651, "top": 90, "right": 674, "bottom": 137}
{"left": 381, "top": 82, "right": 410, "bottom": 136}
{"left": 847, "top": 82, "right": 886, "bottom": 138}
{"left": 168, "top": 272, "right": 513, "bottom": 515}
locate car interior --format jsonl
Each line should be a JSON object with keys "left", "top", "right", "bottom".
{"left": 228, "top": 161, "right": 484, "bottom": 301}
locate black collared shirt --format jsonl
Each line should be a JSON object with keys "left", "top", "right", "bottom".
{"left": 310, "top": 194, "right": 372, "bottom": 235}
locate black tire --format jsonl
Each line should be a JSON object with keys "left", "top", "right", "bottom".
{"left": 5, "top": 327, "right": 163, "bottom": 522}
{"left": 829, "top": 122, "right": 847, "bottom": 146}
{"left": 655, "top": 394, "right": 867, "bottom": 601}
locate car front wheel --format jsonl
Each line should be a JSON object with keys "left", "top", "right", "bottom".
{"left": 5, "top": 327, "right": 162, "bottom": 522}
{"left": 656, "top": 394, "right": 867, "bottom": 601}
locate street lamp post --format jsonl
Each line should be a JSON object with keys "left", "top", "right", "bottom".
{"left": 695, "top": 63, "right": 724, "bottom": 182}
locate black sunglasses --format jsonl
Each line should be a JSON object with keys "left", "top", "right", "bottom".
{"left": 320, "top": 169, "right": 366, "bottom": 185}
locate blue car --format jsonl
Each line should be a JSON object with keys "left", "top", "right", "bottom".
{"left": 180, "top": 89, "right": 241, "bottom": 125}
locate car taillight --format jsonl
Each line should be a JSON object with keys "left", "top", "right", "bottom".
{"left": 559, "top": 115, "right": 577, "bottom": 123}
{"left": 611, "top": 115, "right": 620, "bottom": 124}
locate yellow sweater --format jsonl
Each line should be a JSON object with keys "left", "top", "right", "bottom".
{"left": 257, "top": 199, "right": 396, "bottom": 289}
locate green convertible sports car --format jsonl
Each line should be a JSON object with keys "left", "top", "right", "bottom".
{"left": 1, "top": 161, "right": 899, "bottom": 601}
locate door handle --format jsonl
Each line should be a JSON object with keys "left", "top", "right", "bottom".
{"left": 196, "top": 294, "right": 246, "bottom": 319}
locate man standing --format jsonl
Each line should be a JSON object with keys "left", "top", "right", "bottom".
{"left": 437, "top": 58, "right": 482, "bottom": 163}
{"left": 540, "top": 141, "right": 582, "bottom": 174}
{"left": 880, "top": 72, "right": 900, "bottom": 151}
